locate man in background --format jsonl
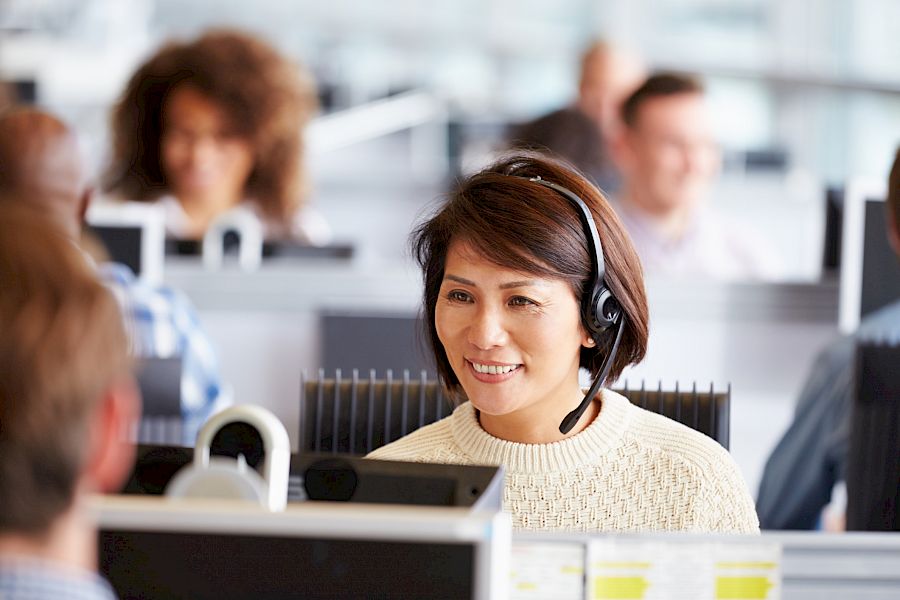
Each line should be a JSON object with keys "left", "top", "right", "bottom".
{"left": 509, "top": 40, "right": 645, "bottom": 192}
{"left": 0, "top": 206, "right": 139, "bottom": 598}
{"left": 0, "top": 107, "right": 225, "bottom": 443}
{"left": 757, "top": 147, "right": 900, "bottom": 529}
{"left": 611, "top": 72, "right": 780, "bottom": 280}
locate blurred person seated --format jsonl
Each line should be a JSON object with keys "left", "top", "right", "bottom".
{"left": 756, "top": 147, "right": 900, "bottom": 530}
{"left": 509, "top": 41, "right": 644, "bottom": 193}
{"left": 0, "top": 205, "right": 140, "bottom": 599}
{"left": 0, "top": 107, "right": 226, "bottom": 443}
{"left": 368, "top": 153, "right": 759, "bottom": 533}
{"left": 104, "top": 29, "right": 330, "bottom": 245}
{"left": 611, "top": 73, "right": 781, "bottom": 280}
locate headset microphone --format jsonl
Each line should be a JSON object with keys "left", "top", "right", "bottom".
{"left": 522, "top": 176, "right": 624, "bottom": 435}
{"left": 559, "top": 315, "right": 626, "bottom": 434}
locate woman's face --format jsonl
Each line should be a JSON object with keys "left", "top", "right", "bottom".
{"left": 435, "top": 240, "right": 593, "bottom": 428}
{"left": 161, "top": 86, "right": 254, "bottom": 205}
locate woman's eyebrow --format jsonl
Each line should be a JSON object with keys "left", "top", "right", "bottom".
{"left": 444, "top": 274, "right": 476, "bottom": 286}
{"left": 443, "top": 274, "right": 548, "bottom": 290}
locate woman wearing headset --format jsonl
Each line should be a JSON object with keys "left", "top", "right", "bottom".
{"left": 369, "top": 153, "right": 758, "bottom": 533}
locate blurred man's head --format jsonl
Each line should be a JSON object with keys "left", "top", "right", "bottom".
{"left": 614, "top": 73, "right": 721, "bottom": 221}
{"left": 0, "top": 206, "right": 138, "bottom": 559}
{"left": 577, "top": 41, "right": 645, "bottom": 135}
{"left": 0, "top": 108, "right": 89, "bottom": 238}
{"left": 886, "top": 148, "right": 900, "bottom": 256}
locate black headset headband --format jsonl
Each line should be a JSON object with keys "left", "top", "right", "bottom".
{"left": 523, "top": 176, "right": 620, "bottom": 335}
{"left": 518, "top": 175, "right": 626, "bottom": 434}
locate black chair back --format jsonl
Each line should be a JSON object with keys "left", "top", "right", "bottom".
{"left": 847, "top": 341, "right": 900, "bottom": 531}
{"left": 300, "top": 370, "right": 730, "bottom": 455}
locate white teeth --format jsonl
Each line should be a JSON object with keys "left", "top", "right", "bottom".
{"left": 471, "top": 362, "right": 518, "bottom": 375}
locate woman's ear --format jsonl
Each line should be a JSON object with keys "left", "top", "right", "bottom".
{"left": 582, "top": 333, "right": 597, "bottom": 349}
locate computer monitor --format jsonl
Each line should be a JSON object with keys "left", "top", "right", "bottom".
{"left": 85, "top": 202, "right": 166, "bottom": 285}
{"left": 165, "top": 238, "right": 355, "bottom": 259}
{"left": 320, "top": 311, "right": 436, "bottom": 375}
{"left": 839, "top": 181, "right": 900, "bottom": 332}
{"left": 122, "top": 445, "right": 505, "bottom": 511}
{"left": 822, "top": 185, "right": 844, "bottom": 272}
{"left": 95, "top": 494, "right": 510, "bottom": 600}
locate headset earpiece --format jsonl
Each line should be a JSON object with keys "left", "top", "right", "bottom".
{"left": 588, "top": 287, "right": 621, "bottom": 334}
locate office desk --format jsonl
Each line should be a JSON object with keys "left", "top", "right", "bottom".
{"left": 164, "top": 258, "right": 839, "bottom": 492}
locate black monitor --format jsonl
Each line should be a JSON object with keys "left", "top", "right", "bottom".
{"left": 165, "top": 238, "right": 355, "bottom": 259}
{"left": 96, "top": 495, "right": 509, "bottom": 600}
{"left": 839, "top": 184, "right": 900, "bottom": 331}
{"left": 846, "top": 341, "right": 900, "bottom": 531}
{"left": 320, "top": 311, "right": 435, "bottom": 375}
{"left": 860, "top": 198, "right": 900, "bottom": 318}
{"left": 85, "top": 203, "right": 166, "bottom": 284}
{"left": 822, "top": 185, "right": 843, "bottom": 273}
{"left": 136, "top": 357, "right": 182, "bottom": 418}
{"left": 121, "top": 445, "right": 504, "bottom": 511}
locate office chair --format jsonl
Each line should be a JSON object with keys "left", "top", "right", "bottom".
{"left": 846, "top": 340, "right": 900, "bottom": 531}
{"left": 299, "top": 370, "right": 730, "bottom": 455}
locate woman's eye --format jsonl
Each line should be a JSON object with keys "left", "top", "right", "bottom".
{"left": 509, "top": 296, "right": 536, "bottom": 307}
{"left": 446, "top": 290, "right": 472, "bottom": 303}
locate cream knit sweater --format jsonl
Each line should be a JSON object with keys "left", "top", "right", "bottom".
{"left": 368, "top": 390, "right": 759, "bottom": 533}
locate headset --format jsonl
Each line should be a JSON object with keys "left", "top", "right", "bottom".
{"left": 523, "top": 176, "right": 627, "bottom": 434}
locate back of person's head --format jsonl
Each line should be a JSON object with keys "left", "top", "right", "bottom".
{"left": 0, "top": 206, "right": 136, "bottom": 536}
{"left": 0, "top": 108, "right": 87, "bottom": 238}
{"left": 578, "top": 40, "right": 645, "bottom": 132}
{"left": 412, "top": 153, "right": 649, "bottom": 398}
{"left": 621, "top": 72, "right": 704, "bottom": 129}
{"left": 888, "top": 147, "right": 900, "bottom": 256}
{"left": 105, "top": 28, "right": 317, "bottom": 222}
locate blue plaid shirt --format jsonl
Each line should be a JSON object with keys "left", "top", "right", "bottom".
{"left": 98, "top": 262, "right": 226, "bottom": 444}
{"left": 0, "top": 556, "right": 117, "bottom": 600}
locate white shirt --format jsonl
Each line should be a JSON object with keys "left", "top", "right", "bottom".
{"left": 159, "top": 195, "right": 332, "bottom": 245}
{"left": 614, "top": 201, "right": 783, "bottom": 281}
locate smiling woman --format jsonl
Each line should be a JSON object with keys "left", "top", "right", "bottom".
{"left": 367, "top": 153, "right": 760, "bottom": 533}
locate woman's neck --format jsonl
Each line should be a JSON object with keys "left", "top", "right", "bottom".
{"left": 477, "top": 392, "right": 602, "bottom": 444}
{"left": 176, "top": 190, "right": 243, "bottom": 237}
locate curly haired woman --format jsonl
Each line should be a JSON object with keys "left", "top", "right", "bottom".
{"left": 105, "top": 29, "right": 329, "bottom": 244}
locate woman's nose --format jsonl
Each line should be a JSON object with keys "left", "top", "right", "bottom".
{"left": 467, "top": 306, "right": 508, "bottom": 349}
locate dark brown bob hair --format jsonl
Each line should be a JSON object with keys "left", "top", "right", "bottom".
{"left": 104, "top": 29, "right": 317, "bottom": 223}
{"left": 412, "top": 153, "right": 649, "bottom": 397}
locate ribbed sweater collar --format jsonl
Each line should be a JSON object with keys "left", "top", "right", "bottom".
{"left": 448, "top": 390, "right": 633, "bottom": 473}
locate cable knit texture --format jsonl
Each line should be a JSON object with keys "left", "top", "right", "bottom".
{"left": 367, "top": 390, "right": 760, "bottom": 533}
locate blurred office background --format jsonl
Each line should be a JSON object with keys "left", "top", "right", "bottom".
{"left": 2, "top": 0, "right": 898, "bottom": 493}
{"left": 2, "top": 0, "right": 899, "bottom": 272}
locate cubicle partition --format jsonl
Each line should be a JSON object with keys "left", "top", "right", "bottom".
{"left": 511, "top": 530, "right": 900, "bottom": 600}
